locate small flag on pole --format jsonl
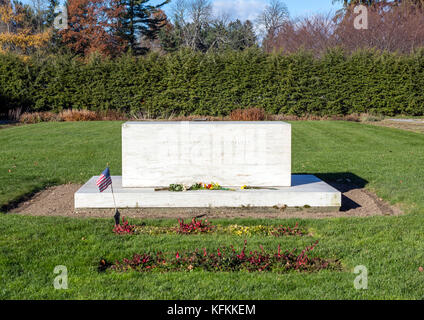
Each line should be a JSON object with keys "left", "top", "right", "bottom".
{"left": 96, "top": 167, "right": 112, "bottom": 192}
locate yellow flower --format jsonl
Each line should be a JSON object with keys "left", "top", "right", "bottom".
{"left": 241, "top": 185, "right": 247, "bottom": 190}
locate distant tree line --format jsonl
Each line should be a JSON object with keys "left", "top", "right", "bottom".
{"left": 0, "top": 0, "right": 265, "bottom": 56}
{"left": 2, "top": 0, "right": 424, "bottom": 57}
{"left": 2, "top": 0, "right": 424, "bottom": 120}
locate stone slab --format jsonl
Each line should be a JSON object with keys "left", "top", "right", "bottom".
{"left": 122, "top": 121, "right": 291, "bottom": 187}
{"left": 74, "top": 175, "right": 341, "bottom": 209}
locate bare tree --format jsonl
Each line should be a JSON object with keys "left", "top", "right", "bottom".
{"left": 257, "top": 0, "right": 289, "bottom": 36}
{"left": 266, "top": 2, "right": 424, "bottom": 55}
{"left": 335, "top": 2, "right": 424, "bottom": 53}
{"left": 164, "top": 0, "right": 257, "bottom": 52}
{"left": 265, "top": 13, "right": 336, "bottom": 54}
{"left": 171, "top": 0, "right": 189, "bottom": 24}
{"left": 187, "top": 0, "right": 212, "bottom": 50}
{"left": 170, "top": 0, "right": 212, "bottom": 50}
{"left": 189, "top": 0, "right": 212, "bottom": 24}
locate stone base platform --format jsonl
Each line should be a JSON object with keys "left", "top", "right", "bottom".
{"left": 74, "top": 175, "right": 341, "bottom": 209}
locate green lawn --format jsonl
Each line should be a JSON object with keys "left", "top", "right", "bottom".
{"left": 0, "top": 121, "right": 424, "bottom": 299}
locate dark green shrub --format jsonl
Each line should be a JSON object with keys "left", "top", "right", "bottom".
{"left": 0, "top": 54, "right": 31, "bottom": 117}
{"left": 1, "top": 48, "right": 423, "bottom": 118}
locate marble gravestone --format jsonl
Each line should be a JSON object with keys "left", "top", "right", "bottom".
{"left": 122, "top": 121, "right": 291, "bottom": 188}
{"left": 74, "top": 121, "right": 341, "bottom": 209}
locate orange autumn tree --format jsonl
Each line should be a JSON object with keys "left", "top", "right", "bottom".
{"left": 0, "top": 0, "right": 50, "bottom": 55}
{"left": 60, "top": 0, "right": 125, "bottom": 57}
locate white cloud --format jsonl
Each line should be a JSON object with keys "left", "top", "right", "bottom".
{"left": 212, "top": 0, "right": 267, "bottom": 22}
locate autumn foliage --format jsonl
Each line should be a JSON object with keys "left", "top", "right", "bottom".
{"left": 0, "top": 1, "right": 50, "bottom": 55}
{"left": 60, "top": 0, "right": 125, "bottom": 56}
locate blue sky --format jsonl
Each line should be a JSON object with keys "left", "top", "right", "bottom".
{"left": 161, "top": 0, "right": 343, "bottom": 22}
{"left": 282, "top": 0, "right": 342, "bottom": 17}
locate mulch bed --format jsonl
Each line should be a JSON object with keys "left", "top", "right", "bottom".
{"left": 9, "top": 181, "right": 403, "bottom": 219}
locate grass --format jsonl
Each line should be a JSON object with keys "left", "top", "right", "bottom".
{"left": 0, "top": 121, "right": 424, "bottom": 299}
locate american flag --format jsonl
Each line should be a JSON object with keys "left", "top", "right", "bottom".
{"left": 96, "top": 167, "right": 112, "bottom": 192}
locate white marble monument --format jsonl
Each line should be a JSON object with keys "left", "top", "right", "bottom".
{"left": 122, "top": 121, "right": 291, "bottom": 187}
{"left": 75, "top": 121, "right": 341, "bottom": 209}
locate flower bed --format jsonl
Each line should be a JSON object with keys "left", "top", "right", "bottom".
{"left": 98, "top": 240, "right": 341, "bottom": 273}
{"left": 112, "top": 217, "right": 135, "bottom": 235}
{"left": 224, "top": 223, "right": 304, "bottom": 237}
{"left": 177, "top": 217, "right": 215, "bottom": 234}
{"left": 113, "top": 217, "right": 305, "bottom": 237}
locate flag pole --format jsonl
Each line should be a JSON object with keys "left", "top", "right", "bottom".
{"left": 110, "top": 182, "right": 117, "bottom": 212}
{"left": 107, "top": 163, "right": 120, "bottom": 225}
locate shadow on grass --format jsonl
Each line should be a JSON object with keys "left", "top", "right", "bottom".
{"left": 313, "top": 172, "right": 368, "bottom": 189}
{"left": 297, "top": 172, "right": 369, "bottom": 212}
{"left": 1, "top": 179, "right": 60, "bottom": 213}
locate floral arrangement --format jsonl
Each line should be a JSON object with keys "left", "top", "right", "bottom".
{"left": 161, "top": 183, "right": 277, "bottom": 192}
{"left": 167, "top": 182, "right": 234, "bottom": 192}
{"left": 98, "top": 240, "right": 341, "bottom": 273}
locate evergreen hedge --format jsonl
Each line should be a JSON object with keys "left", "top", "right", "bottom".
{"left": 1, "top": 48, "right": 424, "bottom": 118}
